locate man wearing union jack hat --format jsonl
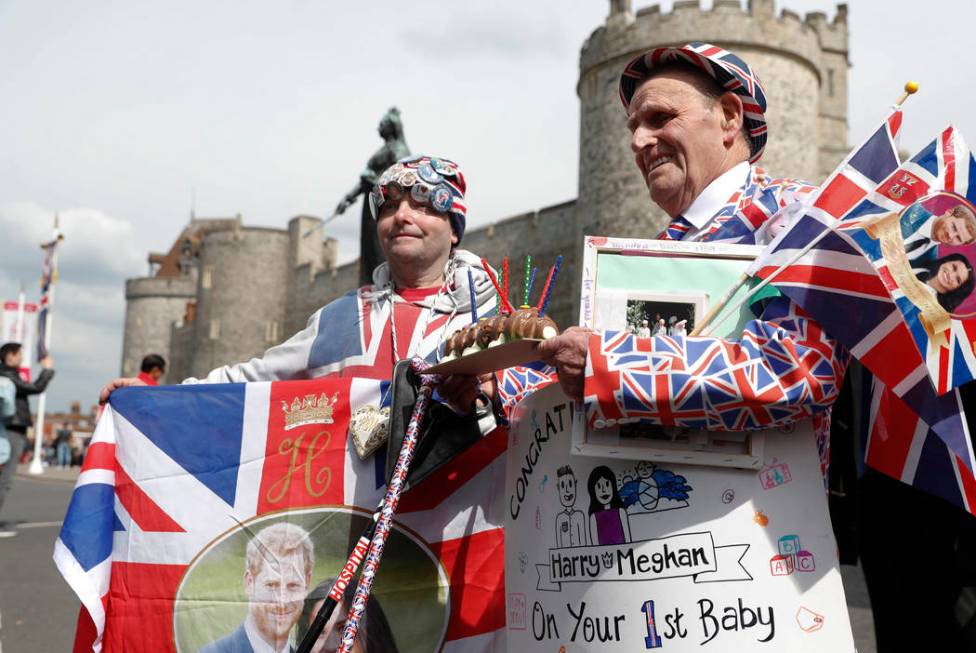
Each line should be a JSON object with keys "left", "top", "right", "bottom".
{"left": 541, "top": 42, "right": 845, "bottom": 479}
{"left": 100, "top": 154, "right": 522, "bottom": 650}
{"left": 102, "top": 154, "right": 499, "bottom": 417}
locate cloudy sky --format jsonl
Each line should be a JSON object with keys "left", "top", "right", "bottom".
{"left": 1, "top": 0, "right": 974, "bottom": 412}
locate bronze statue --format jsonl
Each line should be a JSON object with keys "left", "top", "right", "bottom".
{"left": 335, "top": 107, "right": 410, "bottom": 285}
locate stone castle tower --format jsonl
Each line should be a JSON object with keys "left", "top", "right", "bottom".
{"left": 577, "top": 0, "right": 849, "bottom": 240}
{"left": 121, "top": 0, "right": 849, "bottom": 380}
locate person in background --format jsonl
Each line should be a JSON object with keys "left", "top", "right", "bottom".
{"left": 0, "top": 342, "right": 55, "bottom": 538}
{"left": 137, "top": 354, "right": 166, "bottom": 386}
{"left": 55, "top": 422, "right": 73, "bottom": 469}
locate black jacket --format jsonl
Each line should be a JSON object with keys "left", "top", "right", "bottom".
{"left": 0, "top": 363, "right": 54, "bottom": 429}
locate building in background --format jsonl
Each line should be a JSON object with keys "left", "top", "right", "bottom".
{"left": 122, "top": 0, "right": 850, "bottom": 381}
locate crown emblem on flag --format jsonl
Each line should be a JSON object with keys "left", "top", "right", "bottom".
{"left": 281, "top": 392, "right": 339, "bottom": 430}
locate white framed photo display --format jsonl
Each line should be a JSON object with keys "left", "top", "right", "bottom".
{"left": 573, "top": 236, "right": 767, "bottom": 470}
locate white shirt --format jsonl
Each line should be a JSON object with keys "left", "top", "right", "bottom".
{"left": 680, "top": 161, "right": 750, "bottom": 242}
{"left": 244, "top": 614, "right": 292, "bottom": 653}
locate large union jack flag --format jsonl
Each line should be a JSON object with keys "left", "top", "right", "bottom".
{"left": 55, "top": 378, "right": 511, "bottom": 653}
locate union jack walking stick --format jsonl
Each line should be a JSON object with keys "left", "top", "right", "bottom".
{"left": 296, "top": 358, "right": 438, "bottom": 653}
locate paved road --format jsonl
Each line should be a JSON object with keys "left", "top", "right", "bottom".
{"left": 0, "top": 467, "right": 878, "bottom": 652}
{"left": 0, "top": 470, "right": 78, "bottom": 653}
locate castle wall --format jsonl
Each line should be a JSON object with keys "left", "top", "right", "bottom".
{"left": 185, "top": 226, "right": 291, "bottom": 379}
{"left": 121, "top": 276, "right": 196, "bottom": 379}
{"left": 167, "top": 319, "right": 196, "bottom": 383}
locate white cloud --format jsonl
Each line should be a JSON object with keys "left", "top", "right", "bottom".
{"left": 0, "top": 203, "right": 144, "bottom": 285}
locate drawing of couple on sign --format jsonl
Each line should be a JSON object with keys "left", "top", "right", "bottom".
{"left": 553, "top": 461, "right": 693, "bottom": 549}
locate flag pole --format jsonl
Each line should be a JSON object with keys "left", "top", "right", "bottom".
{"left": 28, "top": 215, "right": 63, "bottom": 475}
{"left": 15, "top": 284, "right": 25, "bottom": 341}
{"left": 694, "top": 82, "right": 919, "bottom": 338}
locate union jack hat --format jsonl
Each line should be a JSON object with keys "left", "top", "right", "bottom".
{"left": 619, "top": 42, "right": 769, "bottom": 163}
{"left": 369, "top": 154, "right": 469, "bottom": 242}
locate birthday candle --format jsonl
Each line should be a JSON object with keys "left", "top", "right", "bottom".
{"left": 539, "top": 255, "right": 563, "bottom": 316}
{"left": 480, "top": 258, "right": 515, "bottom": 314}
{"left": 502, "top": 257, "right": 509, "bottom": 314}
{"left": 527, "top": 267, "right": 537, "bottom": 305}
{"left": 524, "top": 255, "right": 531, "bottom": 305}
{"left": 467, "top": 268, "right": 477, "bottom": 323}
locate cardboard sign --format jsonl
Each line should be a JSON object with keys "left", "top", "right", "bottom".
{"left": 504, "top": 384, "right": 855, "bottom": 652}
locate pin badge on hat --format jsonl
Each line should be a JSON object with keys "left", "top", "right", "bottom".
{"left": 417, "top": 162, "right": 441, "bottom": 184}
{"left": 397, "top": 169, "right": 418, "bottom": 187}
{"left": 430, "top": 185, "right": 453, "bottom": 212}
{"left": 410, "top": 183, "right": 431, "bottom": 203}
{"left": 386, "top": 183, "right": 404, "bottom": 202}
{"left": 431, "top": 158, "right": 456, "bottom": 176}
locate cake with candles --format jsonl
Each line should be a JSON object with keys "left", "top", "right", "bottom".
{"left": 438, "top": 255, "right": 562, "bottom": 365}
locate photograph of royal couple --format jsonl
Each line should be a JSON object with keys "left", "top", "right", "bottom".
{"left": 899, "top": 197, "right": 976, "bottom": 315}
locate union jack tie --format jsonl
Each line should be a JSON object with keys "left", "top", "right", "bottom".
{"left": 660, "top": 215, "right": 693, "bottom": 240}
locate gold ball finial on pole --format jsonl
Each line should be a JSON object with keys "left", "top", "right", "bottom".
{"left": 896, "top": 81, "right": 919, "bottom": 106}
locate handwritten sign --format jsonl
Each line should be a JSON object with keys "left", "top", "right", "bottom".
{"left": 504, "top": 385, "right": 856, "bottom": 651}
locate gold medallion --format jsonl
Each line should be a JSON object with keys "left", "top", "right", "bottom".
{"left": 350, "top": 404, "right": 391, "bottom": 460}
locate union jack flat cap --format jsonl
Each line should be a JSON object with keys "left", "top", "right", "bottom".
{"left": 619, "top": 42, "right": 769, "bottom": 163}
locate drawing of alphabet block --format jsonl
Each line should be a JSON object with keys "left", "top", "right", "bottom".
{"left": 507, "top": 593, "right": 527, "bottom": 630}
{"left": 759, "top": 461, "right": 792, "bottom": 489}
{"left": 796, "top": 550, "right": 816, "bottom": 572}
{"left": 778, "top": 534, "right": 801, "bottom": 556}
{"left": 770, "top": 554, "right": 794, "bottom": 576}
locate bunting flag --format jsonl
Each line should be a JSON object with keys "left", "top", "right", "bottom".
{"left": 55, "top": 379, "right": 508, "bottom": 653}
{"left": 748, "top": 115, "right": 976, "bottom": 513}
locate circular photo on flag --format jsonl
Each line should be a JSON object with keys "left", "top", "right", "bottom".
{"left": 172, "top": 507, "right": 450, "bottom": 653}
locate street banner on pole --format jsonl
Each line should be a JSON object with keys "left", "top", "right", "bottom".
{"left": 1, "top": 299, "right": 38, "bottom": 382}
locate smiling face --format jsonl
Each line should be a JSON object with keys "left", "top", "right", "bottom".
{"left": 927, "top": 259, "right": 972, "bottom": 294}
{"left": 244, "top": 555, "right": 311, "bottom": 648}
{"left": 557, "top": 473, "right": 577, "bottom": 508}
{"left": 627, "top": 68, "right": 749, "bottom": 217}
{"left": 932, "top": 206, "right": 976, "bottom": 245}
{"left": 594, "top": 477, "right": 614, "bottom": 507}
{"left": 376, "top": 195, "right": 457, "bottom": 288}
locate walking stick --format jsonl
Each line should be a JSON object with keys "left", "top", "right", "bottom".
{"left": 296, "top": 358, "right": 438, "bottom": 653}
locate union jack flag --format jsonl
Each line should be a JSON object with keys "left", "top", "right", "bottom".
{"left": 55, "top": 378, "right": 511, "bottom": 652}
{"left": 752, "top": 115, "right": 976, "bottom": 513}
